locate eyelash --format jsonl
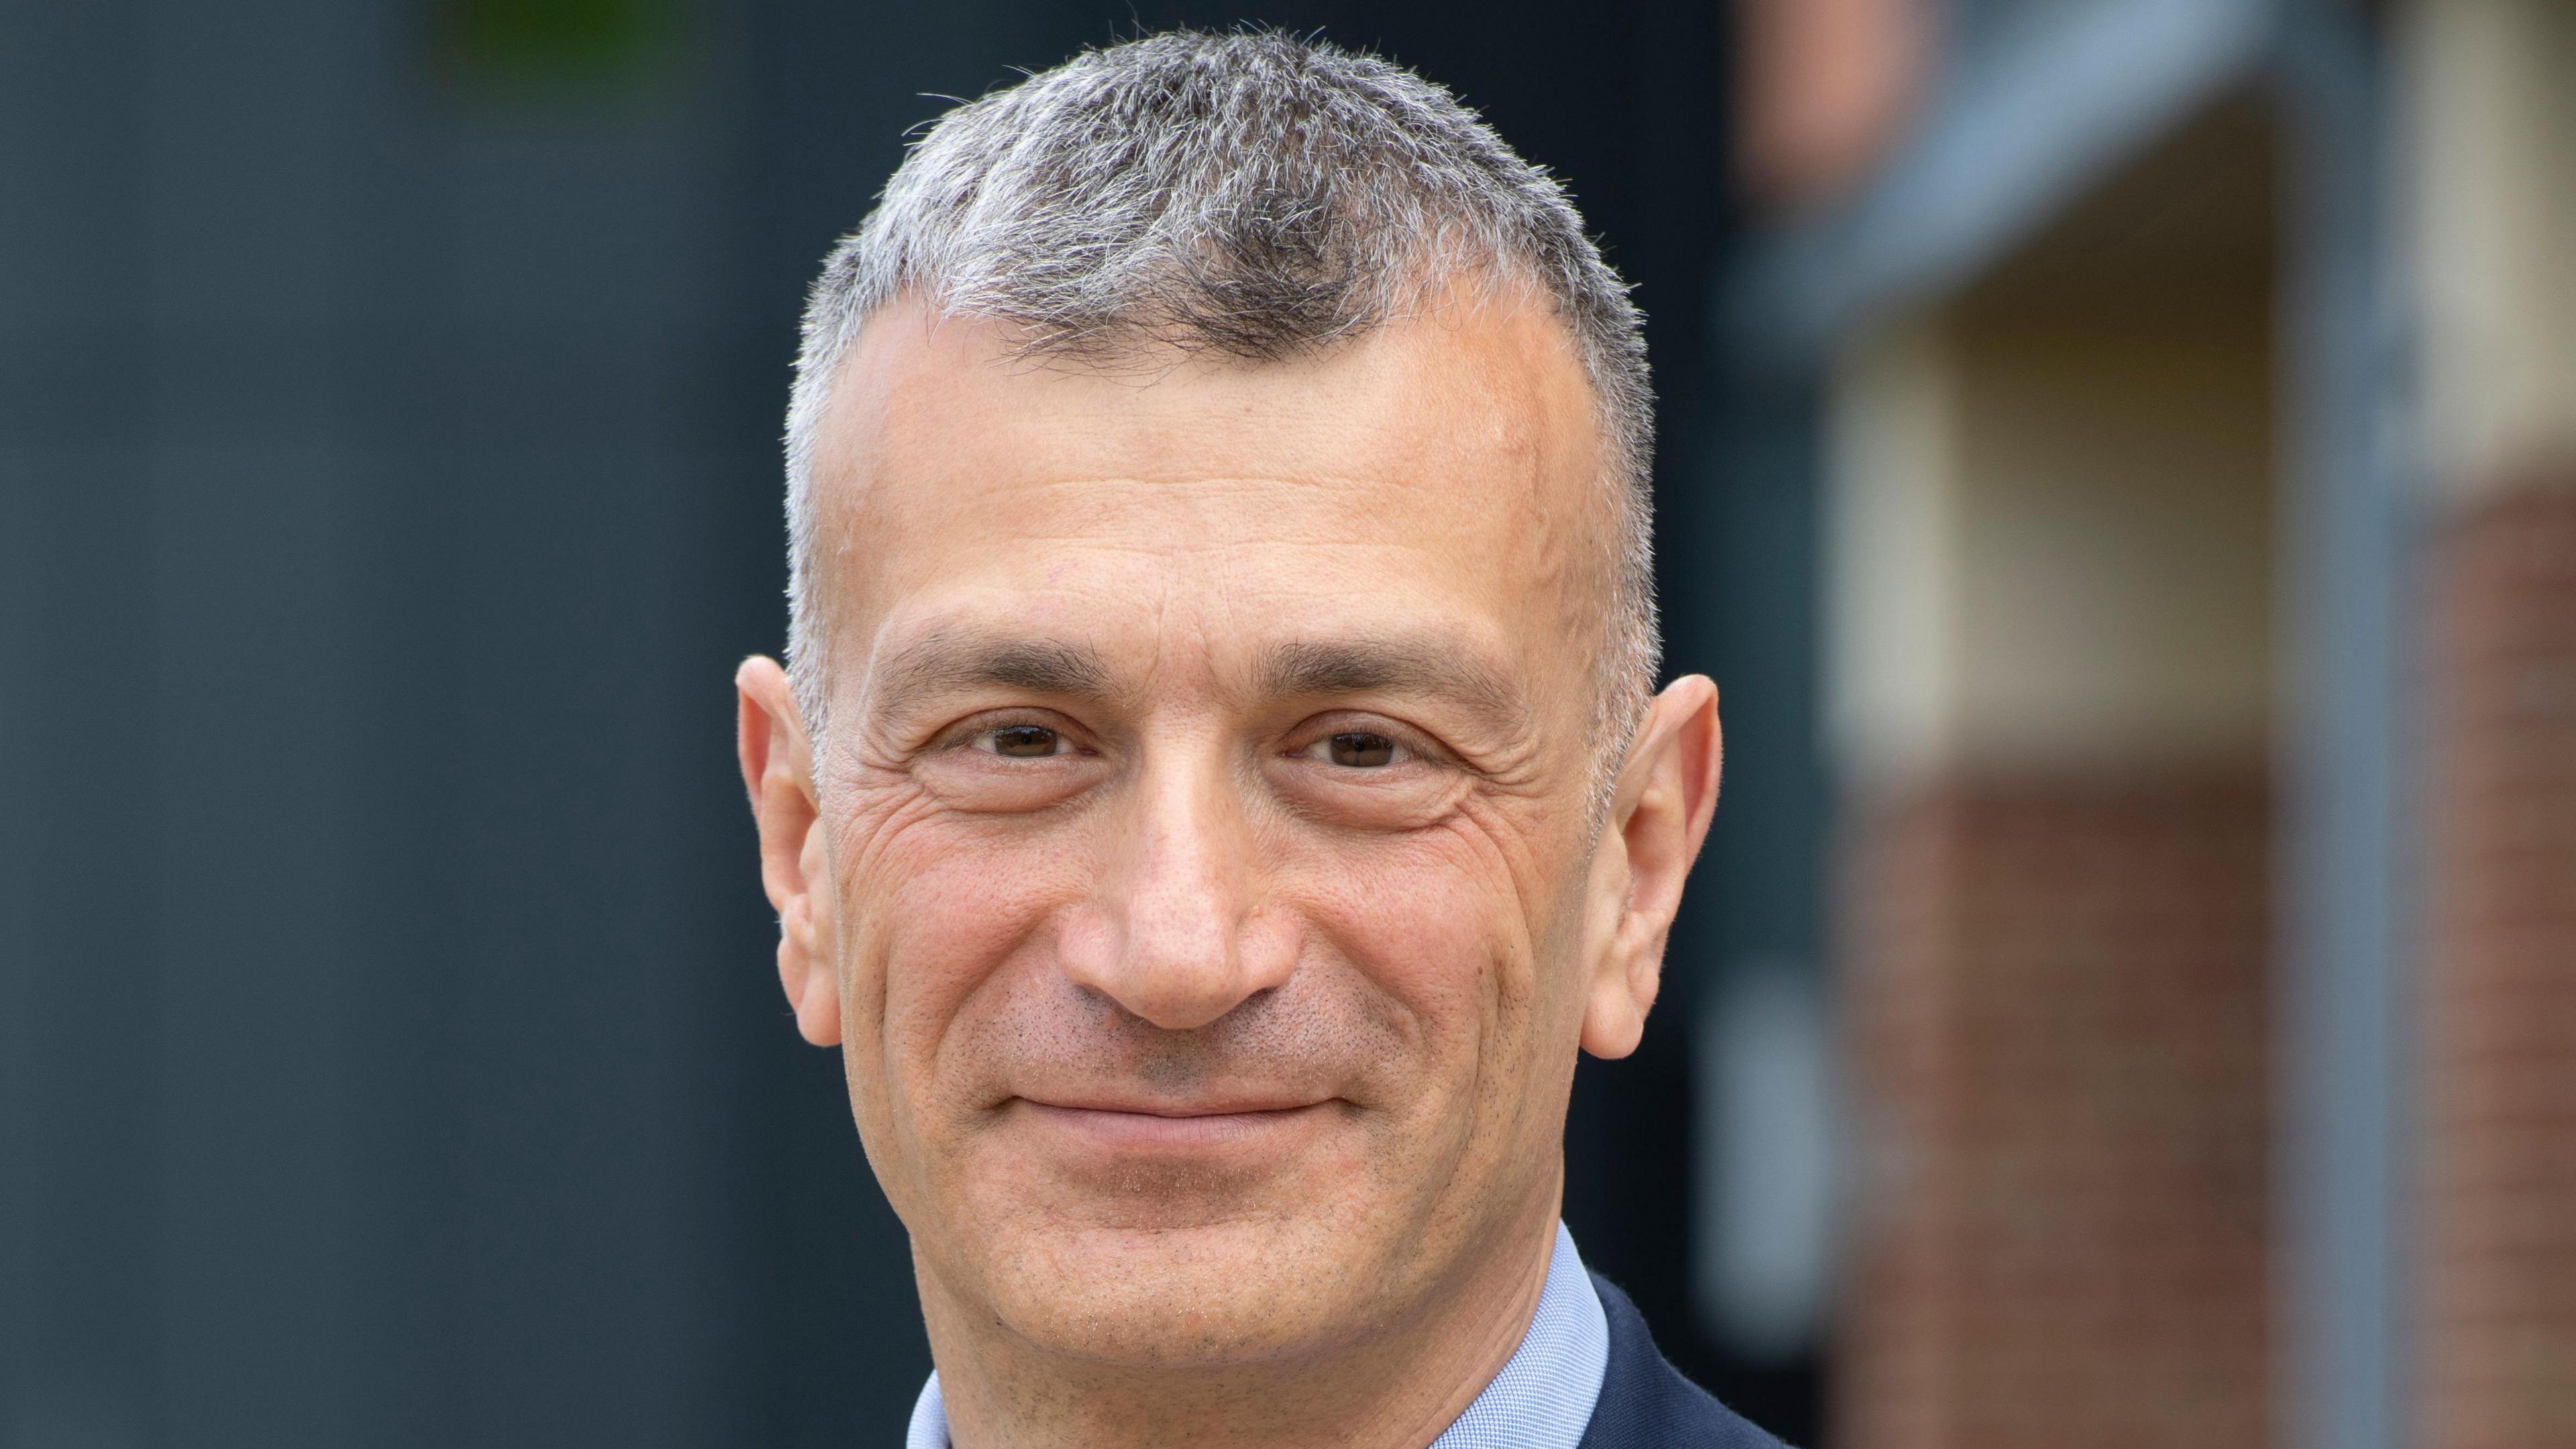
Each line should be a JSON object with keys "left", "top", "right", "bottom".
{"left": 1289, "top": 717, "right": 1442, "bottom": 771}
{"left": 943, "top": 715, "right": 1438, "bottom": 770}
{"left": 953, "top": 714, "right": 1084, "bottom": 759}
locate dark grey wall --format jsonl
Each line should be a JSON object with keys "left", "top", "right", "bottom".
{"left": 2, "top": 3, "right": 955, "bottom": 1440}
{"left": 3, "top": 3, "right": 1816, "bottom": 1444}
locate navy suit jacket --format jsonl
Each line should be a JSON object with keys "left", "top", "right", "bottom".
{"left": 1576, "top": 1275, "right": 1794, "bottom": 1449}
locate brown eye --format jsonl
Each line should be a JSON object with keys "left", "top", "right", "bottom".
{"left": 1328, "top": 731, "right": 1396, "bottom": 767}
{"left": 988, "top": 724, "right": 1060, "bottom": 757}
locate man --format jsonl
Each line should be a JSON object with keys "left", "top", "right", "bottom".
{"left": 735, "top": 30, "right": 1781, "bottom": 1449}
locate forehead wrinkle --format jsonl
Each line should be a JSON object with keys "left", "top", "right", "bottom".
{"left": 814, "top": 294, "right": 1623, "bottom": 733}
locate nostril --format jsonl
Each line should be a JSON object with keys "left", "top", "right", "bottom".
{"left": 1123, "top": 974, "right": 1251, "bottom": 1032}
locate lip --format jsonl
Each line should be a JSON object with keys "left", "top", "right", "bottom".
{"left": 1013, "top": 1097, "right": 1337, "bottom": 1150}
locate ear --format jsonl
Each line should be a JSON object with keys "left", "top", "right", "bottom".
{"left": 1578, "top": 675, "right": 1723, "bottom": 1060}
{"left": 736, "top": 655, "right": 842, "bottom": 1046}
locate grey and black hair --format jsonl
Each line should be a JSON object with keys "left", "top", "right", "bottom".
{"left": 784, "top": 29, "right": 1660, "bottom": 779}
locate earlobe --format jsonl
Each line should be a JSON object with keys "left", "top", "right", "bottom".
{"left": 1578, "top": 675, "right": 1723, "bottom": 1061}
{"left": 736, "top": 656, "right": 843, "bottom": 1047}
{"left": 785, "top": 819, "right": 842, "bottom": 1045}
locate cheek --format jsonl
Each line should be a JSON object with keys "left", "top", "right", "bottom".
{"left": 1283, "top": 820, "right": 1549, "bottom": 1099}
{"left": 832, "top": 790, "right": 1090, "bottom": 1132}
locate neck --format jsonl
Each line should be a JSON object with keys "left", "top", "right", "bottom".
{"left": 920, "top": 1201, "right": 1561, "bottom": 1449}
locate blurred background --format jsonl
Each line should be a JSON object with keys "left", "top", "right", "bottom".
{"left": 5, "top": 0, "right": 2570, "bottom": 1446}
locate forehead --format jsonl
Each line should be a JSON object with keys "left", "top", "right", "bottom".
{"left": 806, "top": 291, "right": 1606, "bottom": 692}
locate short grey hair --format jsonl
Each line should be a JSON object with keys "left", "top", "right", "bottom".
{"left": 784, "top": 30, "right": 1659, "bottom": 775}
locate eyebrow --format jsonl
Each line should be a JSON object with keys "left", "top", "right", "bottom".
{"left": 877, "top": 629, "right": 1116, "bottom": 705}
{"left": 1260, "top": 636, "right": 1525, "bottom": 722}
{"left": 869, "top": 625, "right": 1527, "bottom": 727}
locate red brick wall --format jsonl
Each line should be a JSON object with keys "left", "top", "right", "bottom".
{"left": 1835, "top": 777, "right": 2271, "bottom": 1449}
{"left": 2423, "top": 483, "right": 2576, "bottom": 1449}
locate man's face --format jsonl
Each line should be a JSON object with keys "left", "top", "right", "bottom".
{"left": 758, "top": 289, "right": 1676, "bottom": 1367}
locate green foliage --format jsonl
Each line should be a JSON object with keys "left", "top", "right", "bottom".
{"left": 443, "top": 0, "right": 682, "bottom": 98}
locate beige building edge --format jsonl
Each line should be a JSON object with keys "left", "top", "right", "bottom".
{"left": 2410, "top": 5, "right": 2576, "bottom": 1449}
{"left": 1810, "top": 2, "right": 2575, "bottom": 1446}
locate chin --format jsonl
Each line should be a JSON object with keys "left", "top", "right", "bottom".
{"left": 978, "top": 1208, "right": 1392, "bottom": 1367}
{"left": 907, "top": 1095, "right": 1401, "bottom": 1362}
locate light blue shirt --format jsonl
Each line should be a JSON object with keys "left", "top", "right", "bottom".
{"left": 905, "top": 1222, "right": 1609, "bottom": 1449}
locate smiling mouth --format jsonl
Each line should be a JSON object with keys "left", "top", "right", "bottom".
{"left": 1014, "top": 1097, "right": 1336, "bottom": 1150}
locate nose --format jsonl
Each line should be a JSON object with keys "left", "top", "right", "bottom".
{"left": 1057, "top": 753, "right": 1298, "bottom": 1030}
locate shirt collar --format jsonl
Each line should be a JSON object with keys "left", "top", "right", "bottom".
{"left": 905, "top": 1222, "right": 1608, "bottom": 1449}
